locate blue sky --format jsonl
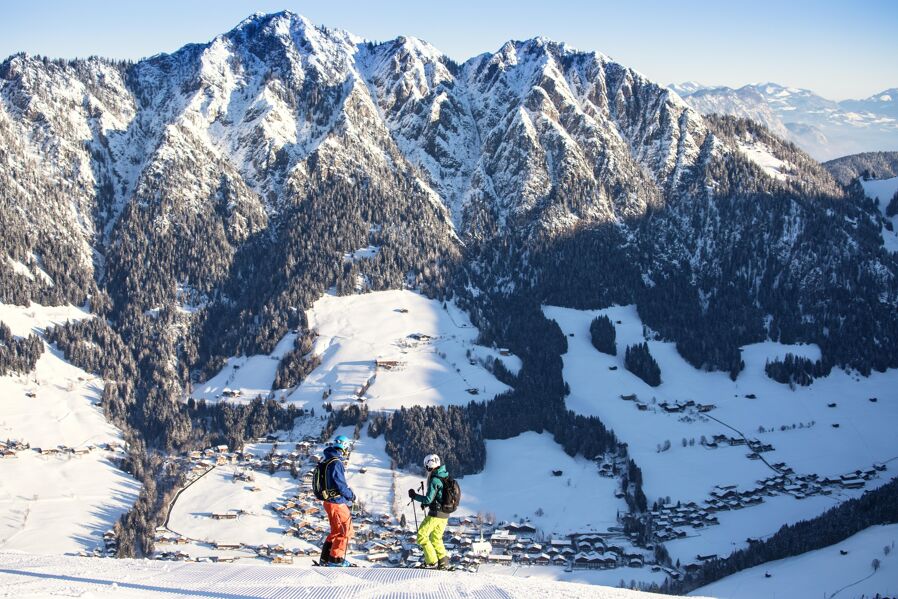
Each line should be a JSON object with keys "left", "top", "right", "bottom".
{"left": 2, "top": 0, "right": 896, "bottom": 100}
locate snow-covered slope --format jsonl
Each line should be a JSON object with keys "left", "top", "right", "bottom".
{"left": 275, "top": 290, "right": 516, "bottom": 411}
{"left": 0, "top": 10, "right": 710, "bottom": 252}
{"left": 694, "top": 524, "right": 898, "bottom": 599}
{"left": 544, "top": 304, "right": 898, "bottom": 564}
{"left": 458, "top": 432, "right": 626, "bottom": 536}
{"left": 0, "top": 303, "right": 140, "bottom": 555}
{"left": 0, "top": 551, "right": 707, "bottom": 599}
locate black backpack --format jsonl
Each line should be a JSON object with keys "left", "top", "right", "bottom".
{"left": 312, "top": 457, "right": 341, "bottom": 501}
{"left": 438, "top": 476, "right": 461, "bottom": 513}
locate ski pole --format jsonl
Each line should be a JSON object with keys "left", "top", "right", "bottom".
{"left": 406, "top": 497, "right": 419, "bottom": 530}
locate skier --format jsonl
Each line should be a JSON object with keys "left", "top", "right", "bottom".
{"left": 313, "top": 434, "right": 356, "bottom": 567}
{"left": 408, "top": 454, "right": 460, "bottom": 570}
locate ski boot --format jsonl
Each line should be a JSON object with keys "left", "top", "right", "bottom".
{"left": 319, "top": 542, "right": 333, "bottom": 565}
{"left": 326, "top": 558, "right": 354, "bottom": 567}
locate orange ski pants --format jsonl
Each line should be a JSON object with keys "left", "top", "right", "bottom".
{"left": 323, "top": 501, "right": 354, "bottom": 559}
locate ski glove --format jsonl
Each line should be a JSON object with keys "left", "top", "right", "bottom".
{"left": 408, "top": 488, "right": 416, "bottom": 499}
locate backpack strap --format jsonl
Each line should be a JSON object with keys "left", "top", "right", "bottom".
{"left": 319, "top": 457, "right": 341, "bottom": 500}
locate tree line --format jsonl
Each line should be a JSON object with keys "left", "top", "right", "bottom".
{"left": 0, "top": 322, "right": 43, "bottom": 376}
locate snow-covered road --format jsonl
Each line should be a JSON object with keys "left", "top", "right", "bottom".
{"left": 0, "top": 552, "right": 710, "bottom": 598}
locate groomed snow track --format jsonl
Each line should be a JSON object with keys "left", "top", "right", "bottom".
{"left": 0, "top": 553, "right": 705, "bottom": 598}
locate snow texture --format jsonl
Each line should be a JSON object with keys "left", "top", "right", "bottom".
{"left": 166, "top": 463, "right": 317, "bottom": 557}
{"left": 283, "top": 290, "right": 519, "bottom": 411}
{"left": 0, "top": 303, "right": 140, "bottom": 555}
{"left": 457, "top": 432, "right": 627, "bottom": 536}
{"left": 0, "top": 551, "right": 705, "bottom": 599}
{"left": 192, "top": 332, "right": 299, "bottom": 403}
{"left": 694, "top": 524, "right": 898, "bottom": 599}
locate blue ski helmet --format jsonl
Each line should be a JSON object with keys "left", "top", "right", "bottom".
{"left": 333, "top": 435, "right": 351, "bottom": 453}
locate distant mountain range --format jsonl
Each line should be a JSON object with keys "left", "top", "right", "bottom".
{"left": 670, "top": 82, "right": 898, "bottom": 160}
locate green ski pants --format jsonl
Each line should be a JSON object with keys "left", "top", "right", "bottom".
{"left": 416, "top": 515, "right": 448, "bottom": 565}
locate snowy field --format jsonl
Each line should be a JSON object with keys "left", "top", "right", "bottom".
{"left": 544, "top": 304, "right": 898, "bottom": 558}
{"left": 458, "top": 432, "right": 627, "bottom": 536}
{"left": 0, "top": 552, "right": 703, "bottom": 599}
{"left": 196, "top": 290, "right": 521, "bottom": 411}
{"left": 192, "top": 332, "right": 299, "bottom": 402}
{"left": 0, "top": 303, "right": 140, "bottom": 555}
{"left": 736, "top": 139, "right": 793, "bottom": 181}
{"left": 861, "top": 176, "right": 898, "bottom": 253}
{"left": 344, "top": 427, "right": 627, "bottom": 537}
{"left": 694, "top": 524, "right": 898, "bottom": 599}
{"left": 165, "top": 464, "right": 316, "bottom": 558}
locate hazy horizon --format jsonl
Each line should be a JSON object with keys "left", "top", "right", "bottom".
{"left": 1, "top": 0, "right": 897, "bottom": 101}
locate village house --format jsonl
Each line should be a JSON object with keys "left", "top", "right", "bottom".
{"left": 211, "top": 512, "right": 238, "bottom": 520}
{"left": 840, "top": 478, "right": 865, "bottom": 489}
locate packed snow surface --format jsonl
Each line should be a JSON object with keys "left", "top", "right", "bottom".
{"left": 694, "top": 524, "right": 898, "bottom": 599}
{"left": 478, "top": 563, "right": 668, "bottom": 589}
{"left": 0, "top": 303, "right": 140, "bottom": 555}
{"left": 860, "top": 176, "right": 898, "bottom": 252}
{"left": 0, "top": 552, "right": 705, "bottom": 599}
{"left": 543, "top": 304, "right": 898, "bottom": 562}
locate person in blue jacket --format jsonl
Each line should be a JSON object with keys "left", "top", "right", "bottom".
{"left": 319, "top": 435, "right": 356, "bottom": 566}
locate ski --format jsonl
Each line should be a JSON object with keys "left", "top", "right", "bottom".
{"left": 312, "top": 560, "right": 358, "bottom": 568}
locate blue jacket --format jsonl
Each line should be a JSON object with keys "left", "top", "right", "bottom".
{"left": 322, "top": 446, "right": 355, "bottom": 505}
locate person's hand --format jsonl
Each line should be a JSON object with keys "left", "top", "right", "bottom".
{"left": 407, "top": 488, "right": 416, "bottom": 499}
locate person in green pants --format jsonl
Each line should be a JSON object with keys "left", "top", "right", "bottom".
{"left": 408, "top": 454, "right": 451, "bottom": 569}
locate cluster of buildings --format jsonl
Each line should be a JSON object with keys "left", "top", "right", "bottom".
{"left": 77, "top": 529, "right": 119, "bottom": 559}
{"left": 650, "top": 502, "right": 720, "bottom": 542}
{"left": 648, "top": 461, "right": 888, "bottom": 543}
{"left": 1, "top": 439, "right": 122, "bottom": 459}
{"left": 153, "top": 437, "right": 661, "bottom": 573}
{"left": 483, "top": 526, "right": 649, "bottom": 571}
{"left": 0, "top": 439, "right": 29, "bottom": 458}
{"left": 619, "top": 394, "right": 715, "bottom": 414}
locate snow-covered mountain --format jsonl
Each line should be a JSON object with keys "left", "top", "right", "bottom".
{"left": 670, "top": 82, "right": 898, "bottom": 160}
{"left": 2, "top": 12, "right": 898, "bottom": 593}
{"left": 842, "top": 87, "right": 898, "bottom": 119}
{"left": 2, "top": 8, "right": 896, "bottom": 439}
